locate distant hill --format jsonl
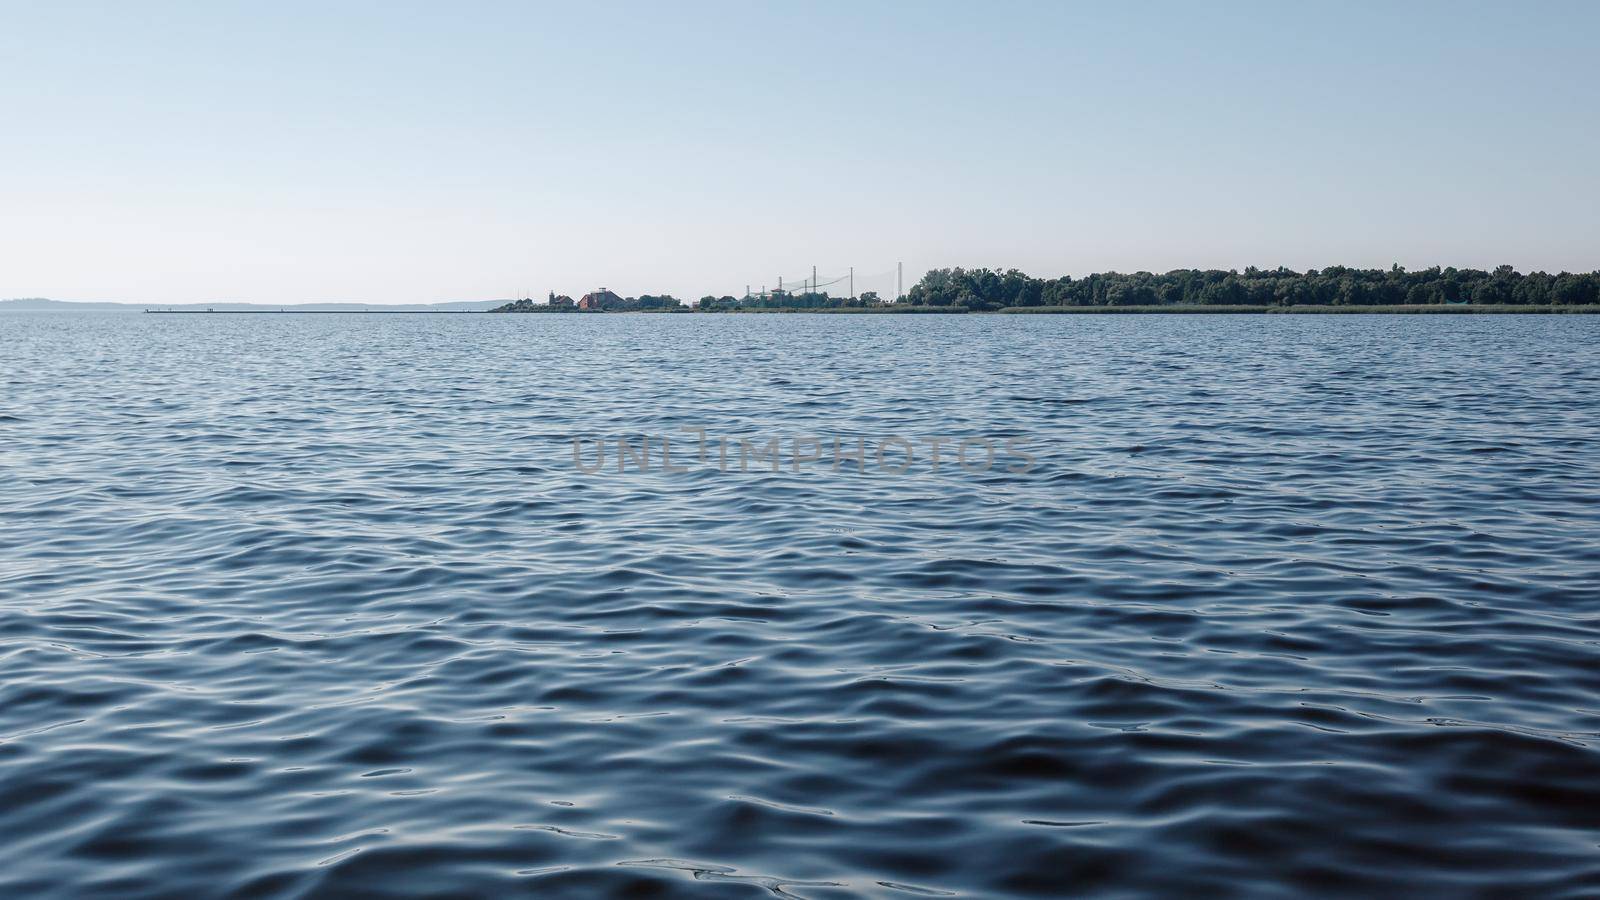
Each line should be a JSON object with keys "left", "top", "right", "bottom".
{"left": 0, "top": 298, "right": 505, "bottom": 312}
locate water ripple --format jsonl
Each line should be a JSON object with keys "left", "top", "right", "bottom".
{"left": 1, "top": 312, "right": 1598, "bottom": 896}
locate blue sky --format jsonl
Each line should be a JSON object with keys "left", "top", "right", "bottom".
{"left": 2, "top": 1, "right": 1597, "bottom": 303}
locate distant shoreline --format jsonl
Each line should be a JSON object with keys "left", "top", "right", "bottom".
{"left": 136, "top": 304, "right": 1600, "bottom": 315}
{"left": 995, "top": 304, "right": 1600, "bottom": 315}
{"left": 498, "top": 304, "right": 1600, "bottom": 315}
{"left": 142, "top": 309, "right": 488, "bottom": 314}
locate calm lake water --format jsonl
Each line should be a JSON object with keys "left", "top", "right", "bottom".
{"left": 2, "top": 312, "right": 1598, "bottom": 897}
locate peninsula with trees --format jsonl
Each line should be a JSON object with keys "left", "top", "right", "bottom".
{"left": 489, "top": 265, "right": 1600, "bottom": 314}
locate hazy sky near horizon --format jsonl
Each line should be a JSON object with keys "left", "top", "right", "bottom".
{"left": 3, "top": 1, "right": 1597, "bottom": 304}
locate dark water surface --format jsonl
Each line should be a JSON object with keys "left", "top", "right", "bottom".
{"left": 2, "top": 312, "right": 1598, "bottom": 898}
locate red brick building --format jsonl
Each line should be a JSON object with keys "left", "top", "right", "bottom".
{"left": 578, "top": 288, "right": 622, "bottom": 310}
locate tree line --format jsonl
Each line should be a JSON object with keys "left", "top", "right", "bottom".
{"left": 491, "top": 294, "right": 690, "bottom": 312}
{"left": 696, "top": 290, "right": 883, "bottom": 310}
{"left": 492, "top": 289, "right": 886, "bottom": 312}
{"left": 491, "top": 265, "right": 1600, "bottom": 313}
{"left": 902, "top": 265, "right": 1600, "bottom": 310}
